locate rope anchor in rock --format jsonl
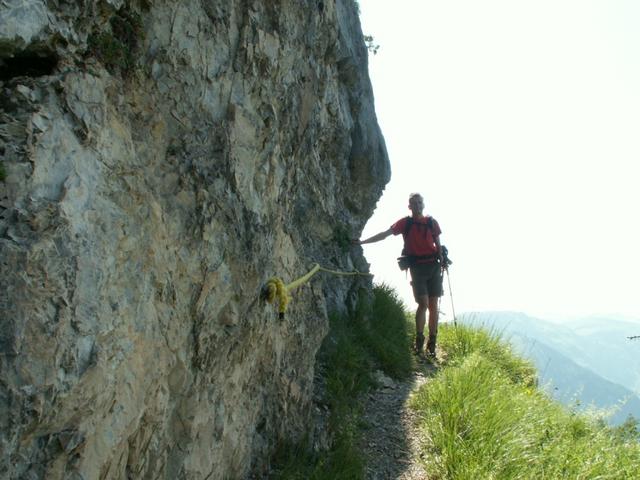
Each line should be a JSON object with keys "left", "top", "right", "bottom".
{"left": 261, "top": 263, "right": 371, "bottom": 319}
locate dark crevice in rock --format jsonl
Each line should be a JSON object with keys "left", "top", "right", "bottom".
{"left": 0, "top": 51, "right": 59, "bottom": 81}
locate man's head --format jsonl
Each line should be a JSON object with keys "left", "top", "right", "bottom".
{"left": 408, "top": 193, "right": 424, "bottom": 215}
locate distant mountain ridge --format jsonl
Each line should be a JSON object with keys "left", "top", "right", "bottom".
{"left": 459, "top": 312, "right": 640, "bottom": 425}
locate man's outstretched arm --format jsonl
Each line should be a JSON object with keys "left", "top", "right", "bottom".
{"left": 353, "top": 228, "right": 393, "bottom": 245}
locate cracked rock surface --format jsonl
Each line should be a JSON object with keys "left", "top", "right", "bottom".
{"left": 0, "top": 1, "right": 389, "bottom": 478}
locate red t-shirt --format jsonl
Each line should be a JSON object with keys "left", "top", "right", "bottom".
{"left": 391, "top": 216, "right": 441, "bottom": 257}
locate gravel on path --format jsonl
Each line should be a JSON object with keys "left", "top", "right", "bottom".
{"left": 358, "top": 359, "right": 440, "bottom": 480}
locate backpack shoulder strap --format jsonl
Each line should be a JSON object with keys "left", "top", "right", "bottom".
{"left": 401, "top": 216, "right": 412, "bottom": 256}
{"left": 403, "top": 216, "right": 413, "bottom": 238}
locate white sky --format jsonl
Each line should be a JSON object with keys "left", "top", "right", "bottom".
{"left": 357, "top": 0, "right": 640, "bottom": 320}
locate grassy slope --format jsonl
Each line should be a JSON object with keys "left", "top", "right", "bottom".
{"left": 411, "top": 324, "right": 640, "bottom": 479}
{"left": 270, "top": 286, "right": 640, "bottom": 479}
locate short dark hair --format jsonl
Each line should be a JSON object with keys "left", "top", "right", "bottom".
{"left": 409, "top": 193, "right": 423, "bottom": 203}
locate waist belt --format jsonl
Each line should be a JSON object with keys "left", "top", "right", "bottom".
{"left": 408, "top": 254, "right": 438, "bottom": 264}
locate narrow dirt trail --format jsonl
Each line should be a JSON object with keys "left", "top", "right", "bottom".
{"left": 358, "top": 360, "right": 439, "bottom": 479}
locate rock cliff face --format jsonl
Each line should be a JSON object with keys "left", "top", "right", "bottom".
{"left": 0, "top": 1, "right": 389, "bottom": 478}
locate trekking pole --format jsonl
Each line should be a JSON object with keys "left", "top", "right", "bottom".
{"left": 445, "top": 267, "right": 457, "bottom": 326}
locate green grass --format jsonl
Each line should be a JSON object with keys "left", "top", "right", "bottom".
{"left": 268, "top": 315, "right": 372, "bottom": 479}
{"left": 271, "top": 292, "right": 640, "bottom": 479}
{"left": 362, "top": 283, "right": 414, "bottom": 379}
{"left": 270, "top": 284, "right": 412, "bottom": 478}
{"left": 410, "top": 323, "right": 640, "bottom": 479}
{"left": 438, "top": 321, "right": 537, "bottom": 387}
{"left": 269, "top": 427, "right": 364, "bottom": 480}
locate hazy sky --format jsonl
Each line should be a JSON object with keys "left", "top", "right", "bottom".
{"left": 357, "top": 0, "right": 640, "bottom": 320}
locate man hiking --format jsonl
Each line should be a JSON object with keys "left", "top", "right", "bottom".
{"left": 354, "top": 193, "right": 444, "bottom": 357}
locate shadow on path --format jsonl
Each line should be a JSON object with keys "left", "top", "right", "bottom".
{"left": 358, "top": 356, "right": 441, "bottom": 480}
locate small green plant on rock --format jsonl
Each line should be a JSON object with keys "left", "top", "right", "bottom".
{"left": 88, "top": 8, "right": 145, "bottom": 75}
{"left": 332, "top": 225, "right": 352, "bottom": 252}
{"left": 364, "top": 35, "right": 380, "bottom": 55}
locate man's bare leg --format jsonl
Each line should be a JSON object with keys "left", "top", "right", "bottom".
{"left": 426, "top": 296, "right": 439, "bottom": 355}
{"left": 415, "top": 295, "right": 429, "bottom": 353}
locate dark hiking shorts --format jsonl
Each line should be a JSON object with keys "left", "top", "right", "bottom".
{"left": 409, "top": 262, "right": 443, "bottom": 301}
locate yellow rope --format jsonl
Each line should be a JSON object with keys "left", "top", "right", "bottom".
{"left": 262, "top": 263, "right": 372, "bottom": 319}
{"left": 286, "top": 264, "right": 321, "bottom": 291}
{"left": 317, "top": 266, "right": 371, "bottom": 277}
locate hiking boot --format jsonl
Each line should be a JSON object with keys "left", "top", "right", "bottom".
{"left": 426, "top": 334, "right": 437, "bottom": 357}
{"left": 414, "top": 332, "right": 425, "bottom": 355}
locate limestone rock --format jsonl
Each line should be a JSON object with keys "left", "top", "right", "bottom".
{"left": 0, "top": 1, "right": 389, "bottom": 478}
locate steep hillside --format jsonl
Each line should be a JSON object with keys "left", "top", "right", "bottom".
{"left": 509, "top": 335, "right": 640, "bottom": 425}
{"left": 461, "top": 312, "right": 640, "bottom": 424}
{"left": 411, "top": 323, "right": 640, "bottom": 479}
{"left": 0, "top": 1, "right": 389, "bottom": 478}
